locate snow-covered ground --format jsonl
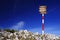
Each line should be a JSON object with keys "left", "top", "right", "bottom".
{"left": 0, "top": 30, "right": 60, "bottom": 40}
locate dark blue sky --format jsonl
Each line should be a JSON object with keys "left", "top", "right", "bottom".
{"left": 0, "top": 0, "right": 60, "bottom": 35}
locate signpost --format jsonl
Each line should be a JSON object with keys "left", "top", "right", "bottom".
{"left": 39, "top": 6, "right": 47, "bottom": 40}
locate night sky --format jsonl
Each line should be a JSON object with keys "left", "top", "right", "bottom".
{"left": 0, "top": 0, "right": 60, "bottom": 36}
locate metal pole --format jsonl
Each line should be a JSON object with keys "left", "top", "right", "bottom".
{"left": 42, "top": 14, "right": 45, "bottom": 40}
{"left": 42, "top": 14, "right": 44, "bottom": 35}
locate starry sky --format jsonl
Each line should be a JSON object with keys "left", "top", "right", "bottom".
{"left": 0, "top": 0, "right": 60, "bottom": 36}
